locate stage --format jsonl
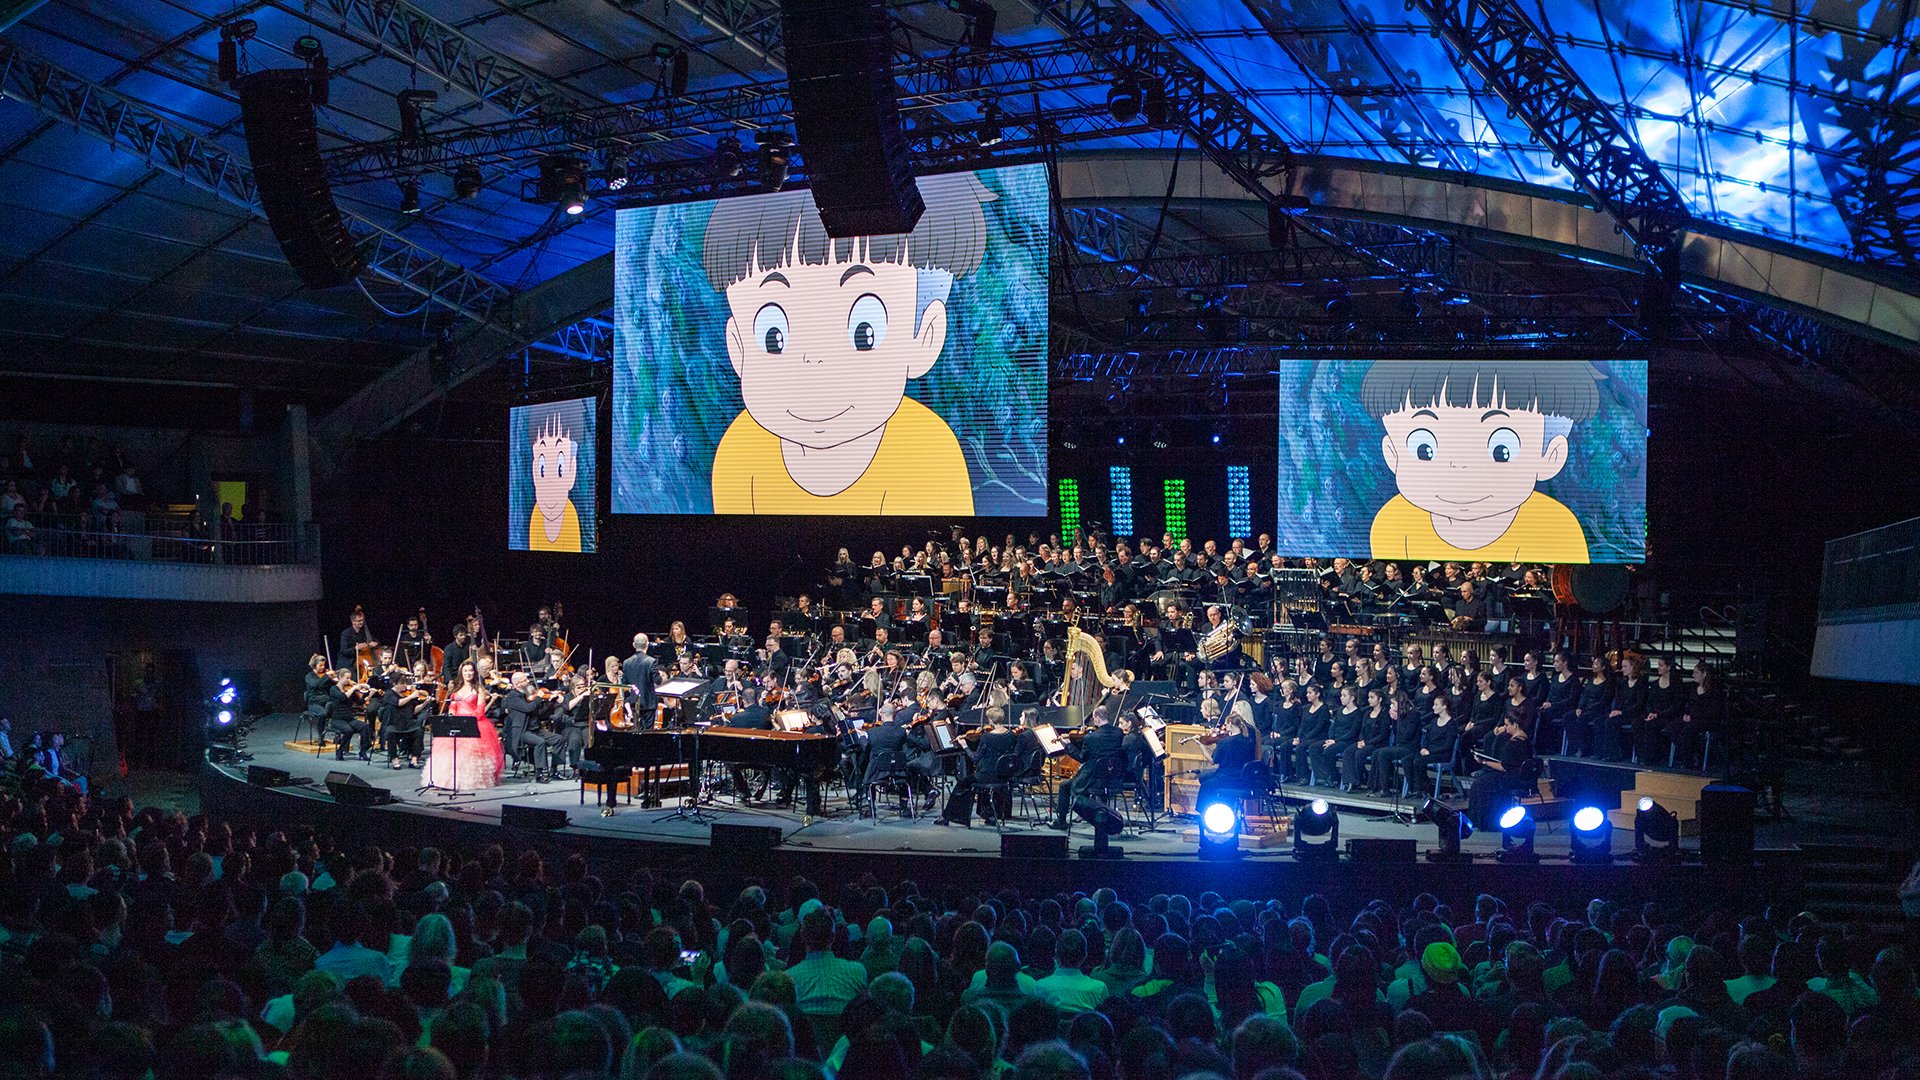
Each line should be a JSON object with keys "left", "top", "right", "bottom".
{"left": 197, "top": 714, "right": 1807, "bottom": 907}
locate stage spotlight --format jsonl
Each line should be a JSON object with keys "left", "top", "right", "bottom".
{"left": 1634, "top": 797, "right": 1680, "bottom": 860}
{"left": 217, "top": 709, "right": 234, "bottom": 726}
{"left": 453, "top": 164, "right": 482, "bottom": 199}
{"left": 537, "top": 156, "right": 589, "bottom": 215}
{"left": 652, "top": 43, "right": 690, "bottom": 98}
{"left": 1149, "top": 423, "right": 1171, "bottom": 450}
{"left": 396, "top": 88, "right": 438, "bottom": 143}
{"left": 975, "top": 101, "right": 1004, "bottom": 148}
{"left": 1497, "top": 803, "right": 1538, "bottom": 864}
{"left": 760, "top": 133, "right": 792, "bottom": 191}
{"left": 399, "top": 178, "right": 421, "bottom": 215}
{"left": 1569, "top": 805, "right": 1614, "bottom": 865}
{"left": 1210, "top": 433, "right": 1222, "bottom": 445}
{"left": 605, "top": 159, "right": 630, "bottom": 192}
{"left": 1293, "top": 798, "right": 1339, "bottom": 863}
{"left": 1419, "top": 798, "right": 1473, "bottom": 863}
{"left": 1116, "top": 435, "right": 1126, "bottom": 446}
{"left": 714, "top": 135, "right": 745, "bottom": 178}
{"left": 1108, "top": 78, "right": 1141, "bottom": 122}
{"left": 1198, "top": 798, "right": 1241, "bottom": 861}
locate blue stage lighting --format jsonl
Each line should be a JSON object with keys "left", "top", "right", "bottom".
{"left": 1498, "top": 804, "right": 1538, "bottom": 864}
{"left": 1569, "top": 805, "right": 1614, "bottom": 864}
{"left": 1198, "top": 797, "right": 1241, "bottom": 861}
{"left": 216, "top": 709, "right": 233, "bottom": 726}
{"left": 1499, "top": 804, "right": 1528, "bottom": 830}
{"left": 1293, "top": 798, "right": 1339, "bottom": 862}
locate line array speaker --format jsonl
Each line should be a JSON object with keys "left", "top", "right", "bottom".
{"left": 235, "top": 68, "right": 365, "bottom": 288}
{"left": 1001, "top": 833, "right": 1068, "bottom": 859}
{"left": 711, "top": 823, "right": 784, "bottom": 853}
{"left": 778, "top": 0, "right": 924, "bottom": 236}
{"left": 324, "top": 771, "right": 393, "bottom": 806}
{"left": 247, "top": 765, "right": 293, "bottom": 788}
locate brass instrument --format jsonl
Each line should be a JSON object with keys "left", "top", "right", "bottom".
{"left": 1055, "top": 625, "right": 1121, "bottom": 705}
{"left": 1199, "top": 620, "right": 1236, "bottom": 661}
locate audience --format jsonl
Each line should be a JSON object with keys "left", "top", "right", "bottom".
{"left": 0, "top": 767, "right": 1914, "bottom": 1080}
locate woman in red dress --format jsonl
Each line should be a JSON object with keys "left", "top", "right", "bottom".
{"left": 426, "top": 660, "right": 503, "bottom": 790}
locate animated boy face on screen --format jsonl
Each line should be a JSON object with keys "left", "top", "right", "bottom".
{"left": 1359, "top": 360, "right": 1600, "bottom": 563}
{"left": 699, "top": 172, "right": 992, "bottom": 515}
{"left": 528, "top": 412, "right": 582, "bottom": 552}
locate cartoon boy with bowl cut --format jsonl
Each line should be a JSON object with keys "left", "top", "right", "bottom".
{"left": 701, "top": 172, "right": 992, "bottom": 515}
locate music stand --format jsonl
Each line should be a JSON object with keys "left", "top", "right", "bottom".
{"left": 653, "top": 728, "right": 713, "bottom": 825}
{"left": 418, "top": 714, "right": 477, "bottom": 799}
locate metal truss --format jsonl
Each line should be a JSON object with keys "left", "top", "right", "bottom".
{"left": 0, "top": 41, "right": 511, "bottom": 322}
{"left": 298, "top": 0, "right": 590, "bottom": 118}
{"left": 523, "top": 315, "right": 615, "bottom": 363}
{"left": 1410, "top": 0, "right": 1690, "bottom": 271}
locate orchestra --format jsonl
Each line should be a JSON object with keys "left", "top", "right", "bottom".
{"left": 298, "top": 528, "right": 1717, "bottom": 827}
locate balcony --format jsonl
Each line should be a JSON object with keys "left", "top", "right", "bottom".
{"left": 1, "top": 515, "right": 322, "bottom": 603}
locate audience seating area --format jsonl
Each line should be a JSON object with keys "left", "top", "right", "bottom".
{"left": 1, "top": 768, "right": 1916, "bottom": 1080}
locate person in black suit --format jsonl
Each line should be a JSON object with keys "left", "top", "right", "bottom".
{"left": 623, "top": 634, "right": 659, "bottom": 720}
{"left": 558, "top": 671, "right": 595, "bottom": 776}
{"left": 1050, "top": 707, "right": 1128, "bottom": 830}
{"left": 338, "top": 607, "right": 373, "bottom": 671}
{"left": 501, "top": 672, "right": 562, "bottom": 780}
{"left": 863, "top": 703, "right": 933, "bottom": 813}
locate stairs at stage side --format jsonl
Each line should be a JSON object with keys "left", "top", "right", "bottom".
{"left": 1605, "top": 769, "right": 1717, "bottom": 835}
{"left": 1798, "top": 844, "right": 1916, "bottom": 939}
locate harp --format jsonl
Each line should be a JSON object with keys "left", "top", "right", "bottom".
{"left": 1057, "top": 625, "right": 1122, "bottom": 706}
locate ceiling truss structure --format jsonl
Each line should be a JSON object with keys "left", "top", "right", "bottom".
{"left": 0, "top": 39, "right": 510, "bottom": 322}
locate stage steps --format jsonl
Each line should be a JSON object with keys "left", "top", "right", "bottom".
{"left": 1605, "top": 769, "right": 1717, "bottom": 835}
{"left": 1798, "top": 844, "right": 1916, "bottom": 938}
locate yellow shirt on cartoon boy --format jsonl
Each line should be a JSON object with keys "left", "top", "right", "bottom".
{"left": 1369, "top": 490, "right": 1588, "bottom": 563}
{"left": 711, "top": 397, "right": 973, "bottom": 515}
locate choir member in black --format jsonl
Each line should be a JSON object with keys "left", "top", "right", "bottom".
{"left": 502, "top": 672, "right": 562, "bottom": 780}
{"left": 1344, "top": 686, "right": 1390, "bottom": 792}
{"left": 339, "top": 607, "right": 373, "bottom": 670}
{"left": 1370, "top": 686, "right": 1425, "bottom": 795}
{"left": 1404, "top": 694, "right": 1461, "bottom": 795}
{"left": 1458, "top": 670, "right": 1504, "bottom": 769}
{"left": 1670, "top": 662, "right": 1721, "bottom": 768}
{"left": 1640, "top": 656, "right": 1686, "bottom": 765}
{"left": 1569, "top": 654, "right": 1614, "bottom": 758}
{"left": 1607, "top": 654, "right": 1648, "bottom": 763}
{"left": 326, "top": 667, "right": 373, "bottom": 762}
{"left": 937, "top": 707, "right": 1020, "bottom": 827}
{"left": 1293, "top": 683, "right": 1333, "bottom": 785}
{"left": 1312, "top": 638, "right": 1338, "bottom": 687}
{"left": 1467, "top": 711, "right": 1535, "bottom": 829}
{"left": 1268, "top": 679, "right": 1303, "bottom": 779}
{"left": 1147, "top": 607, "right": 1197, "bottom": 691}
{"left": 380, "top": 674, "right": 427, "bottom": 769}
{"left": 440, "top": 625, "right": 472, "bottom": 684}
{"left": 559, "top": 671, "right": 596, "bottom": 777}
{"left": 1538, "top": 650, "right": 1579, "bottom": 753}
{"left": 1314, "top": 685, "right": 1363, "bottom": 789}
{"left": 397, "top": 612, "right": 433, "bottom": 668}
{"left": 1519, "top": 650, "right": 1549, "bottom": 708}
{"left": 863, "top": 702, "right": 934, "bottom": 813}
{"left": 1486, "top": 646, "right": 1514, "bottom": 692}
{"left": 1195, "top": 708, "right": 1258, "bottom": 805}
{"left": 1049, "top": 706, "right": 1129, "bottom": 830}
{"left": 1245, "top": 673, "right": 1274, "bottom": 739}
{"left": 1399, "top": 643, "right": 1427, "bottom": 687}
{"left": 623, "top": 635, "right": 659, "bottom": 721}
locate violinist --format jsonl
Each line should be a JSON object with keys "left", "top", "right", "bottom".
{"left": 559, "top": 671, "right": 596, "bottom": 776}
{"left": 381, "top": 672, "right": 428, "bottom": 770}
{"left": 502, "top": 671, "right": 562, "bottom": 781}
{"left": 863, "top": 699, "right": 936, "bottom": 814}
{"left": 303, "top": 654, "right": 333, "bottom": 736}
{"left": 1048, "top": 705, "right": 1126, "bottom": 832}
{"left": 1195, "top": 705, "right": 1257, "bottom": 805}
{"left": 1007, "top": 662, "right": 1039, "bottom": 705}
{"left": 397, "top": 612, "right": 433, "bottom": 668}
{"left": 326, "top": 667, "right": 374, "bottom": 762}
{"left": 937, "top": 705, "right": 1019, "bottom": 828}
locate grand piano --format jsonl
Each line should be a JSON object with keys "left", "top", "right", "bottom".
{"left": 587, "top": 726, "right": 839, "bottom": 805}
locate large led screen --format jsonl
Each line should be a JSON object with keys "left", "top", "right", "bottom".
{"left": 1276, "top": 359, "right": 1648, "bottom": 563}
{"left": 509, "top": 396, "right": 598, "bottom": 553}
{"left": 611, "top": 163, "right": 1049, "bottom": 516}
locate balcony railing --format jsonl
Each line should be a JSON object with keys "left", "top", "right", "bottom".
{"left": 4, "top": 515, "right": 319, "bottom": 567}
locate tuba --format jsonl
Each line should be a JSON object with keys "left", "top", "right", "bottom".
{"left": 1199, "top": 619, "right": 1236, "bottom": 661}
{"left": 1056, "top": 625, "right": 1122, "bottom": 705}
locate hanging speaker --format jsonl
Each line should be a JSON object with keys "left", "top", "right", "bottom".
{"left": 235, "top": 69, "right": 365, "bottom": 288}
{"left": 778, "top": 0, "right": 923, "bottom": 236}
